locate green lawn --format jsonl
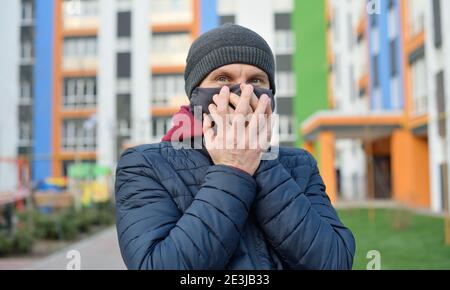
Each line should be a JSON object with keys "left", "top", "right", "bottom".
{"left": 337, "top": 208, "right": 450, "bottom": 270}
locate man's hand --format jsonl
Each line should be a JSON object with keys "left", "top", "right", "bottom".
{"left": 203, "top": 84, "right": 273, "bottom": 176}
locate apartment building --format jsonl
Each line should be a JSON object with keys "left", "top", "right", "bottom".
{"left": 0, "top": 0, "right": 34, "bottom": 201}
{"left": 29, "top": 0, "right": 205, "bottom": 181}
{"left": 325, "top": 0, "right": 369, "bottom": 201}
{"left": 296, "top": 0, "right": 432, "bottom": 208}
{"left": 425, "top": 0, "right": 450, "bottom": 212}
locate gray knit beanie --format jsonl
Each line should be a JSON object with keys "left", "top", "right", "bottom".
{"left": 184, "top": 24, "right": 276, "bottom": 98}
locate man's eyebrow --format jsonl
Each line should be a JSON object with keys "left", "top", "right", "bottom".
{"left": 209, "top": 69, "right": 233, "bottom": 78}
{"left": 248, "top": 73, "right": 269, "bottom": 80}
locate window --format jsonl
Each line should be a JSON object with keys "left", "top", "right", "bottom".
{"left": 348, "top": 13, "right": 353, "bottom": 50}
{"left": 63, "top": 78, "right": 97, "bottom": 109}
{"left": 332, "top": 7, "right": 339, "bottom": 42}
{"left": 21, "top": 1, "right": 33, "bottom": 22}
{"left": 276, "top": 71, "right": 295, "bottom": 97}
{"left": 370, "top": 14, "right": 377, "bottom": 28}
{"left": 63, "top": 0, "right": 98, "bottom": 17}
{"left": 390, "top": 39, "right": 398, "bottom": 77}
{"left": 151, "top": 117, "right": 172, "bottom": 139}
{"left": 20, "top": 81, "right": 32, "bottom": 104}
{"left": 151, "top": 32, "right": 190, "bottom": 66}
{"left": 278, "top": 115, "right": 296, "bottom": 142}
{"left": 356, "top": 38, "right": 368, "bottom": 79}
{"left": 433, "top": 0, "right": 442, "bottom": 48}
{"left": 152, "top": 33, "right": 190, "bottom": 54}
{"left": 117, "top": 11, "right": 131, "bottom": 37}
{"left": 349, "top": 65, "right": 355, "bottom": 102}
{"left": 151, "top": 74, "right": 185, "bottom": 106}
{"left": 436, "top": 71, "right": 446, "bottom": 137}
{"left": 63, "top": 119, "right": 97, "bottom": 151}
{"left": 411, "top": 57, "right": 428, "bottom": 115}
{"left": 217, "top": 0, "right": 236, "bottom": 15}
{"left": 219, "top": 15, "right": 235, "bottom": 25}
{"left": 440, "top": 163, "right": 449, "bottom": 212}
{"left": 334, "top": 55, "right": 341, "bottom": 89}
{"left": 19, "top": 122, "right": 32, "bottom": 146}
{"left": 151, "top": 0, "right": 192, "bottom": 24}
{"left": 276, "top": 97, "right": 293, "bottom": 115}
{"left": 274, "top": 30, "right": 294, "bottom": 54}
{"left": 21, "top": 40, "right": 33, "bottom": 60}
{"left": 64, "top": 37, "right": 97, "bottom": 58}
{"left": 273, "top": 0, "right": 292, "bottom": 13}
{"left": 390, "top": 76, "right": 401, "bottom": 109}
{"left": 275, "top": 13, "right": 291, "bottom": 30}
{"left": 81, "top": 0, "right": 98, "bottom": 17}
{"left": 388, "top": 0, "right": 395, "bottom": 10}
{"left": 117, "top": 94, "right": 131, "bottom": 136}
{"left": 372, "top": 54, "right": 379, "bottom": 88}
{"left": 275, "top": 55, "right": 292, "bottom": 72}
{"left": 117, "top": 52, "right": 131, "bottom": 78}
{"left": 408, "top": 0, "right": 425, "bottom": 37}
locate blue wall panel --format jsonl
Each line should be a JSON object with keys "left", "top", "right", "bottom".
{"left": 200, "top": 0, "right": 218, "bottom": 34}
{"left": 368, "top": 0, "right": 404, "bottom": 111}
{"left": 33, "top": 0, "right": 54, "bottom": 182}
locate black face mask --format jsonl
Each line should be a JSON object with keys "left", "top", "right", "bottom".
{"left": 189, "top": 84, "right": 275, "bottom": 117}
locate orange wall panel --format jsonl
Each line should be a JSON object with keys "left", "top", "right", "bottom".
{"left": 318, "top": 131, "right": 337, "bottom": 204}
{"left": 391, "top": 129, "right": 430, "bottom": 208}
{"left": 52, "top": 0, "right": 63, "bottom": 177}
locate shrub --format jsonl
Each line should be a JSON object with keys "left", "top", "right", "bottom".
{"left": 0, "top": 229, "right": 34, "bottom": 257}
{"left": 13, "top": 203, "right": 115, "bottom": 243}
{"left": 33, "top": 213, "right": 58, "bottom": 240}
{"left": 97, "top": 209, "right": 115, "bottom": 226}
{"left": 76, "top": 209, "right": 97, "bottom": 233}
{"left": 12, "top": 229, "right": 34, "bottom": 254}
{"left": 58, "top": 213, "right": 78, "bottom": 240}
{"left": 0, "top": 231, "right": 14, "bottom": 256}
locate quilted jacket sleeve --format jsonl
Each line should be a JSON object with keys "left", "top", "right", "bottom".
{"left": 253, "top": 150, "right": 355, "bottom": 270}
{"left": 115, "top": 148, "right": 257, "bottom": 269}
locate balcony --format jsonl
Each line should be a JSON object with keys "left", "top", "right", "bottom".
{"left": 150, "top": 0, "right": 193, "bottom": 26}
{"left": 151, "top": 31, "right": 191, "bottom": 68}
{"left": 150, "top": 53, "right": 187, "bottom": 67}
{"left": 63, "top": 78, "right": 97, "bottom": 109}
{"left": 20, "top": 41, "right": 34, "bottom": 66}
{"left": 63, "top": 58, "right": 98, "bottom": 75}
{"left": 62, "top": 117, "right": 97, "bottom": 153}
{"left": 408, "top": 15, "right": 425, "bottom": 39}
{"left": 20, "top": 1, "right": 34, "bottom": 26}
{"left": 151, "top": 94, "right": 187, "bottom": 108}
{"left": 63, "top": 0, "right": 99, "bottom": 33}
{"left": 274, "top": 30, "right": 294, "bottom": 55}
{"left": 412, "top": 95, "right": 428, "bottom": 117}
{"left": 20, "top": 18, "right": 34, "bottom": 27}
{"left": 63, "top": 36, "right": 98, "bottom": 73}
{"left": 63, "top": 94, "right": 97, "bottom": 110}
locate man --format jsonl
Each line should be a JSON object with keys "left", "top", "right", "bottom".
{"left": 115, "top": 24, "right": 355, "bottom": 270}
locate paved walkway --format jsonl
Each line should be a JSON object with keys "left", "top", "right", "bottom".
{"left": 26, "top": 227, "right": 126, "bottom": 270}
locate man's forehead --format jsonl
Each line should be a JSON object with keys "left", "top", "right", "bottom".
{"left": 211, "top": 64, "right": 268, "bottom": 77}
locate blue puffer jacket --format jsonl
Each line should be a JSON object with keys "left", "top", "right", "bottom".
{"left": 115, "top": 142, "right": 355, "bottom": 270}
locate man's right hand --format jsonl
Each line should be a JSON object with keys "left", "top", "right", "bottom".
{"left": 203, "top": 85, "right": 272, "bottom": 176}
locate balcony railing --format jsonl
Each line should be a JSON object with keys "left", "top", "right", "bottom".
{"left": 63, "top": 94, "right": 97, "bottom": 109}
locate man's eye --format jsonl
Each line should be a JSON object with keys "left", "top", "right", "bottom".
{"left": 249, "top": 79, "right": 262, "bottom": 85}
{"left": 216, "top": 76, "right": 230, "bottom": 82}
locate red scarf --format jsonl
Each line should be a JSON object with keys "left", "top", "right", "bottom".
{"left": 161, "top": 105, "right": 251, "bottom": 176}
{"left": 161, "top": 106, "right": 203, "bottom": 142}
